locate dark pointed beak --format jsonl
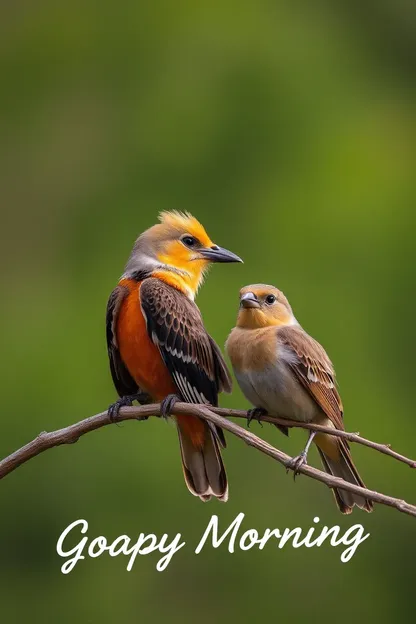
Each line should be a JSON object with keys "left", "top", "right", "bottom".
{"left": 199, "top": 245, "right": 243, "bottom": 264}
{"left": 240, "top": 292, "right": 260, "bottom": 309}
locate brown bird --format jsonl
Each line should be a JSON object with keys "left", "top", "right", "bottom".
{"left": 106, "top": 211, "right": 242, "bottom": 501}
{"left": 225, "top": 284, "right": 373, "bottom": 514}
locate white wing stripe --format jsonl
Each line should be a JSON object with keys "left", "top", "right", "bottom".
{"left": 173, "top": 372, "right": 193, "bottom": 402}
{"left": 172, "top": 372, "right": 210, "bottom": 405}
{"left": 164, "top": 344, "right": 192, "bottom": 363}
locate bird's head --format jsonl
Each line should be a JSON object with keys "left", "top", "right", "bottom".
{"left": 125, "top": 211, "right": 242, "bottom": 297}
{"left": 236, "top": 284, "right": 296, "bottom": 329}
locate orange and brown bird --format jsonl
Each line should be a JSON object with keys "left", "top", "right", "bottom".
{"left": 106, "top": 211, "right": 242, "bottom": 501}
{"left": 226, "top": 284, "right": 373, "bottom": 514}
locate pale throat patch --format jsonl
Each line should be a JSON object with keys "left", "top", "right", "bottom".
{"left": 181, "top": 283, "right": 195, "bottom": 300}
{"left": 286, "top": 315, "right": 298, "bottom": 327}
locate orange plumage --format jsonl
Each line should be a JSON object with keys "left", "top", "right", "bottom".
{"left": 116, "top": 278, "right": 176, "bottom": 399}
{"left": 116, "top": 278, "right": 206, "bottom": 448}
{"left": 107, "top": 212, "right": 242, "bottom": 500}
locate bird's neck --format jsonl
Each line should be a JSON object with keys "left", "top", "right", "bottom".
{"left": 154, "top": 255, "right": 211, "bottom": 299}
{"left": 152, "top": 267, "right": 199, "bottom": 299}
{"left": 237, "top": 309, "right": 296, "bottom": 329}
{"left": 123, "top": 254, "right": 207, "bottom": 299}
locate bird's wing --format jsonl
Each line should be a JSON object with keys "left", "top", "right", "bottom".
{"left": 106, "top": 286, "right": 139, "bottom": 397}
{"left": 278, "top": 325, "right": 344, "bottom": 431}
{"left": 139, "top": 278, "right": 232, "bottom": 410}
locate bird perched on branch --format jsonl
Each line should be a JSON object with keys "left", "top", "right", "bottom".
{"left": 106, "top": 211, "right": 242, "bottom": 501}
{"left": 225, "top": 284, "right": 373, "bottom": 514}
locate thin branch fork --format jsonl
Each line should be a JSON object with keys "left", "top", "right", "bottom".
{"left": 0, "top": 403, "right": 415, "bottom": 518}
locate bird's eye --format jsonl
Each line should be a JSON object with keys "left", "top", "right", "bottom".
{"left": 181, "top": 235, "right": 198, "bottom": 248}
{"left": 265, "top": 294, "right": 276, "bottom": 305}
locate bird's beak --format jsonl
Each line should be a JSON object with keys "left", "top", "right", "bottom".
{"left": 240, "top": 292, "right": 260, "bottom": 309}
{"left": 199, "top": 245, "right": 243, "bottom": 264}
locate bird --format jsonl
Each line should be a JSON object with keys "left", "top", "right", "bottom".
{"left": 225, "top": 284, "right": 373, "bottom": 514}
{"left": 106, "top": 211, "right": 242, "bottom": 502}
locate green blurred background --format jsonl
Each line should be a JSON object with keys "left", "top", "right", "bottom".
{"left": 1, "top": 1, "right": 415, "bottom": 622}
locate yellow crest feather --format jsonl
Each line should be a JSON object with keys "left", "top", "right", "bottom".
{"left": 158, "top": 211, "right": 212, "bottom": 246}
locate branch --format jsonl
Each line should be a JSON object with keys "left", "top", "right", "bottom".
{"left": 211, "top": 407, "right": 416, "bottom": 469}
{"left": 0, "top": 403, "right": 415, "bottom": 518}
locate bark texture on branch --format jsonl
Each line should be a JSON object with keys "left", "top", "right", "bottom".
{"left": 0, "top": 403, "right": 415, "bottom": 517}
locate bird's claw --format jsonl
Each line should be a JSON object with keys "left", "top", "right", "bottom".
{"left": 247, "top": 407, "right": 267, "bottom": 428}
{"left": 108, "top": 392, "right": 151, "bottom": 423}
{"left": 108, "top": 396, "right": 133, "bottom": 423}
{"left": 160, "top": 394, "right": 180, "bottom": 419}
{"left": 286, "top": 452, "right": 307, "bottom": 480}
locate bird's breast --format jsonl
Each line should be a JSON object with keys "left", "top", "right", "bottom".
{"left": 227, "top": 327, "right": 319, "bottom": 422}
{"left": 239, "top": 363, "right": 318, "bottom": 422}
{"left": 226, "top": 327, "right": 277, "bottom": 372}
{"left": 116, "top": 279, "right": 177, "bottom": 399}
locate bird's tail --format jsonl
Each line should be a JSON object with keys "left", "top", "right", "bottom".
{"left": 316, "top": 436, "right": 373, "bottom": 514}
{"left": 176, "top": 416, "right": 228, "bottom": 502}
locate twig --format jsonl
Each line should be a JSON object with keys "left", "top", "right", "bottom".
{"left": 211, "top": 407, "right": 416, "bottom": 469}
{"left": 0, "top": 403, "right": 415, "bottom": 518}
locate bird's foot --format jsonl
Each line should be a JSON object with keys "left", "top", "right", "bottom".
{"left": 247, "top": 407, "right": 267, "bottom": 428}
{"left": 286, "top": 452, "right": 307, "bottom": 480}
{"left": 108, "top": 392, "right": 151, "bottom": 423}
{"left": 160, "top": 394, "right": 180, "bottom": 419}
